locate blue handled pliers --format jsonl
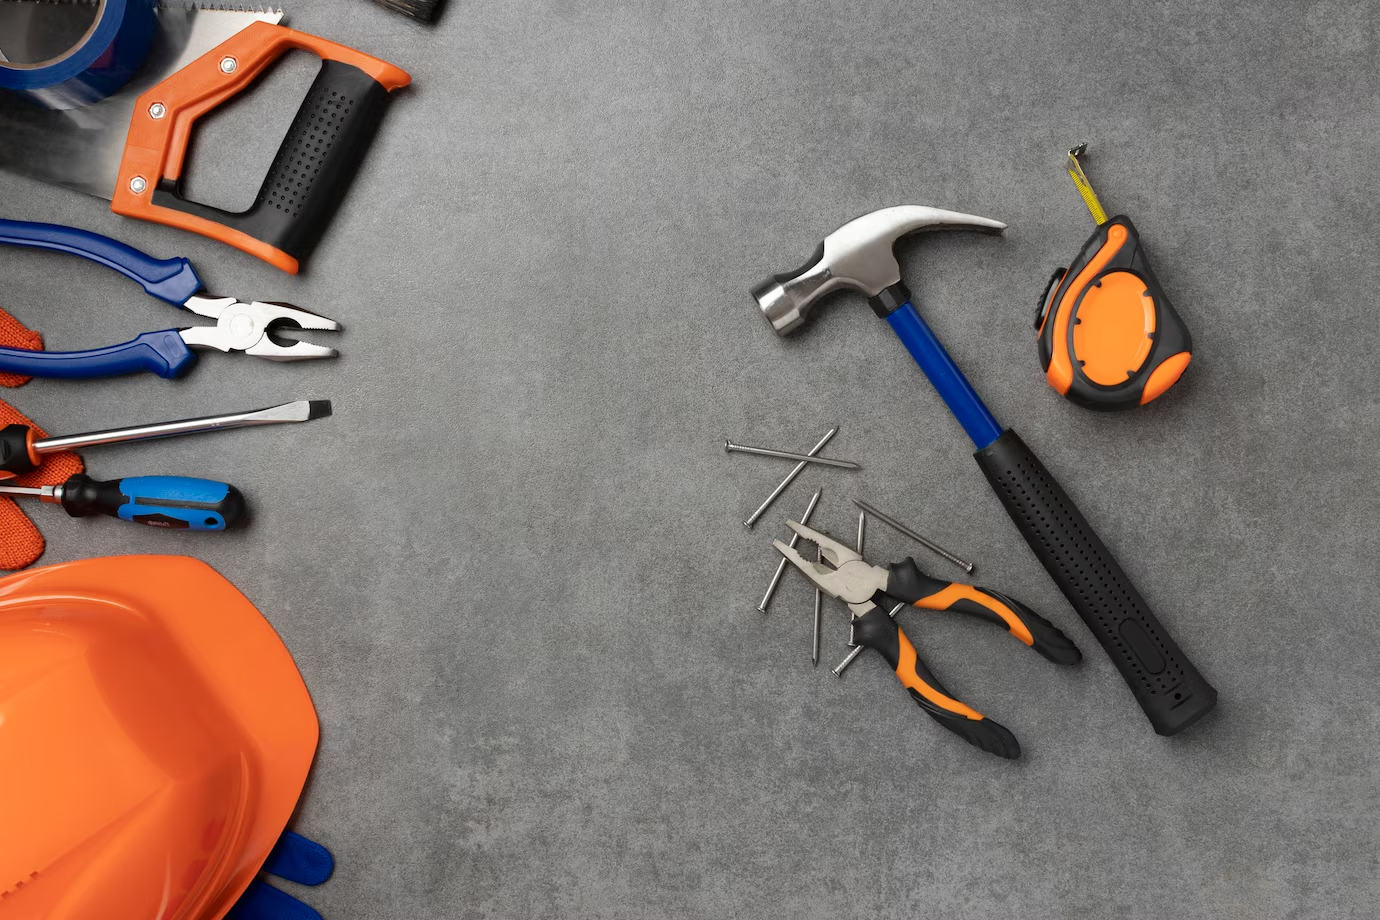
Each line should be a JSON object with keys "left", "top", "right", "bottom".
{"left": 0, "top": 219, "right": 340, "bottom": 380}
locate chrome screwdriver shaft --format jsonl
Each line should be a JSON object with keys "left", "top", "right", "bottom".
{"left": 34, "top": 400, "right": 332, "bottom": 454}
{"left": 0, "top": 484, "right": 48, "bottom": 500}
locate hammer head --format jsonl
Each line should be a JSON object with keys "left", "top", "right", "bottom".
{"left": 752, "top": 206, "right": 1007, "bottom": 335}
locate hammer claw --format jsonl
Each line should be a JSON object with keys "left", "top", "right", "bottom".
{"left": 752, "top": 204, "right": 1005, "bottom": 335}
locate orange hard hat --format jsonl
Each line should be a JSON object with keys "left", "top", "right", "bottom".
{"left": 0, "top": 555, "right": 318, "bottom": 920}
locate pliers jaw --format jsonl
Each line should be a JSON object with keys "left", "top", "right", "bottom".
{"left": 772, "top": 520, "right": 889, "bottom": 609}
{"left": 180, "top": 295, "right": 340, "bottom": 361}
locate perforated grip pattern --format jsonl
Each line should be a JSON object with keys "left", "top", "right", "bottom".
{"left": 975, "top": 430, "right": 1216, "bottom": 735}
{"left": 257, "top": 62, "right": 378, "bottom": 227}
{"left": 150, "top": 60, "right": 393, "bottom": 266}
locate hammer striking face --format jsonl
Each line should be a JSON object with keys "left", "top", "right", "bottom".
{"left": 751, "top": 205, "right": 1006, "bottom": 335}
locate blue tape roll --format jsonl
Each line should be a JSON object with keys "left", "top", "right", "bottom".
{"left": 0, "top": 0, "right": 157, "bottom": 110}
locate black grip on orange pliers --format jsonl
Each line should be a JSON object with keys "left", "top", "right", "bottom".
{"left": 1035, "top": 216, "right": 1192, "bottom": 411}
{"left": 851, "top": 605, "right": 1020, "bottom": 759}
{"left": 883, "top": 559, "right": 1082, "bottom": 665}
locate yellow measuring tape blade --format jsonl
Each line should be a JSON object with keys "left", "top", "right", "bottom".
{"left": 1066, "top": 149, "right": 1108, "bottom": 225}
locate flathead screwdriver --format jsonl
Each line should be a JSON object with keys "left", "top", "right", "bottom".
{"left": 0, "top": 400, "right": 332, "bottom": 477}
{"left": 0, "top": 474, "right": 245, "bottom": 530}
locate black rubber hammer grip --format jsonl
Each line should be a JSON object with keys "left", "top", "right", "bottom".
{"left": 975, "top": 430, "right": 1216, "bottom": 734}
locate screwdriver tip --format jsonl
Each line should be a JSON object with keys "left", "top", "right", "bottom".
{"left": 306, "top": 400, "right": 333, "bottom": 420}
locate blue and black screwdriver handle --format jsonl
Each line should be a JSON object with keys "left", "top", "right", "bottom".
{"left": 752, "top": 206, "right": 1217, "bottom": 736}
{"left": 0, "top": 474, "right": 244, "bottom": 530}
{"left": 0, "top": 400, "right": 335, "bottom": 530}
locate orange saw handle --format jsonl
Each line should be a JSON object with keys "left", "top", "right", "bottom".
{"left": 112, "top": 22, "right": 410, "bottom": 273}
{"left": 851, "top": 606, "right": 1021, "bottom": 758}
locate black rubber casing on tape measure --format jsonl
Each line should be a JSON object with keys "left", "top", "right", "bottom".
{"left": 1036, "top": 215, "right": 1192, "bottom": 411}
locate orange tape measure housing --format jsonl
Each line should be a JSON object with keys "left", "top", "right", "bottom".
{"left": 1036, "top": 216, "right": 1192, "bottom": 410}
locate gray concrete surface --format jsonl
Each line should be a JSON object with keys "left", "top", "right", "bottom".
{"left": 2, "top": 1, "right": 1378, "bottom": 917}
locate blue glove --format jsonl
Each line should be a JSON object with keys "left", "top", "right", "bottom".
{"left": 228, "top": 831, "right": 335, "bottom": 920}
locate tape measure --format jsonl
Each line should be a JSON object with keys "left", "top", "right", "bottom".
{"left": 0, "top": 0, "right": 157, "bottom": 110}
{"left": 1035, "top": 145, "right": 1192, "bottom": 411}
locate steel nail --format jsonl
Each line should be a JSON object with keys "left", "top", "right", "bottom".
{"left": 758, "top": 488, "right": 822, "bottom": 612}
{"left": 850, "top": 498, "right": 974, "bottom": 573}
{"left": 725, "top": 440, "right": 860, "bottom": 470}
{"left": 743, "top": 427, "right": 837, "bottom": 528}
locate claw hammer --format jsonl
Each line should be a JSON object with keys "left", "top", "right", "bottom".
{"left": 752, "top": 206, "right": 1216, "bottom": 735}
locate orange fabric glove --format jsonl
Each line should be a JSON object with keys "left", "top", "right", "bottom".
{"left": 0, "top": 305, "right": 43, "bottom": 388}
{"left": 0, "top": 307, "right": 84, "bottom": 570}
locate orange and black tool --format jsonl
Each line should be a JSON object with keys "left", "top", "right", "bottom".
{"left": 774, "top": 520, "right": 1080, "bottom": 759}
{"left": 0, "top": 12, "right": 409, "bottom": 274}
{"left": 1035, "top": 144, "right": 1192, "bottom": 411}
{"left": 0, "top": 400, "right": 332, "bottom": 480}
{"left": 113, "top": 23, "right": 411, "bottom": 273}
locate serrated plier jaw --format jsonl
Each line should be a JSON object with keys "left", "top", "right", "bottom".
{"left": 772, "top": 520, "right": 890, "bottom": 610}
{"left": 179, "top": 295, "right": 340, "bottom": 360}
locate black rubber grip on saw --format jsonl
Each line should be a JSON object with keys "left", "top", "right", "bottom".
{"left": 974, "top": 429, "right": 1216, "bottom": 735}
{"left": 153, "top": 61, "right": 394, "bottom": 266}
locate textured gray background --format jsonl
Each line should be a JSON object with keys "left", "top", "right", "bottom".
{"left": 1, "top": 1, "right": 1378, "bottom": 917}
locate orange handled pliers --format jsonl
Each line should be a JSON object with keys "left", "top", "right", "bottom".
{"left": 775, "top": 520, "right": 1080, "bottom": 758}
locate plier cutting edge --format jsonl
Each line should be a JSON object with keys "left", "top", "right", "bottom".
{"left": 775, "top": 520, "right": 1081, "bottom": 758}
{"left": 0, "top": 219, "right": 338, "bottom": 380}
